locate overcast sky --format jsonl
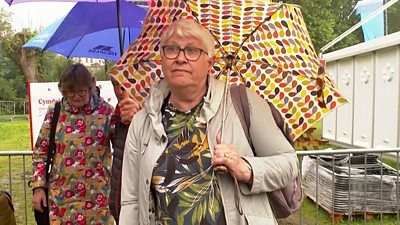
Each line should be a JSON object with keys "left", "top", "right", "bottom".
{"left": 1, "top": 2, "right": 75, "bottom": 32}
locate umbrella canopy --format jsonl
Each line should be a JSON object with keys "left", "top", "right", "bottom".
{"left": 22, "top": 0, "right": 147, "bottom": 61}
{"left": 110, "top": 0, "right": 347, "bottom": 140}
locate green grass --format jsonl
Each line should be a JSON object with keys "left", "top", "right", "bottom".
{"left": 0, "top": 120, "right": 31, "bottom": 150}
{"left": 281, "top": 198, "right": 399, "bottom": 225}
{"left": 0, "top": 120, "right": 34, "bottom": 225}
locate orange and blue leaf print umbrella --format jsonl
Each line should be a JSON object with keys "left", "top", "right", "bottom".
{"left": 110, "top": 0, "right": 347, "bottom": 140}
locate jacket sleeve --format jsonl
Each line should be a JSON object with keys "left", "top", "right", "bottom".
{"left": 31, "top": 105, "right": 54, "bottom": 189}
{"left": 242, "top": 89, "right": 299, "bottom": 194}
{"left": 119, "top": 116, "right": 140, "bottom": 225}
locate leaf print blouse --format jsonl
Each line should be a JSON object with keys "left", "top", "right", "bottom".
{"left": 32, "top": 95, "right": 114, "bottom": 225}
{"left": 151, "top": 99, "right": 226, "bottom": 225}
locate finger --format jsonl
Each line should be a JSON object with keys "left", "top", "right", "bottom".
{"left": 34, "top": 204, "right": 43, "bottom": 212}
{"left": 33, "top": 199, "right": 44, "bottom": 212}
{"left": 41, "top": 195, "right": 47, "bottom": 208}
{"left": 216, "top": 132, "right": 221, "bottom": 145}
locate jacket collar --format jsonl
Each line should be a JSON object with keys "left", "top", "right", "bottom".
{"left": 145, "top": 76, "right": 225, "bottom": 140}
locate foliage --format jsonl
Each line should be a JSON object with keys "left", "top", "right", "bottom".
{"left": 387, "top": 1, "right": 400, "bottom": 35}
{"left": 38, "top": 52, "right": 74, "bottom": 82}
{"left": 0, "top": 9, "right": 28, "bottom": 110}
{"left": 284, "top": 0, "right": 363, "bottom": 53}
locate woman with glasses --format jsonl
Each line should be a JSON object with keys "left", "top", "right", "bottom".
{"left": 120, "top": 19, "right": 298, "bottom": 225}
{"left": 32, "top": 63, "right": 114, "bottom": 224}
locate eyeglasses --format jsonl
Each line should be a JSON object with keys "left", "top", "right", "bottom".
{"left": 162, "top": 45, "right": 207, "bottom": 61}
{"left": 66, "top": 89, "right": 88, "bottom": 97}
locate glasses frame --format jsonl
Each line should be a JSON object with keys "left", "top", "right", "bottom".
{"left": 66, "top": 89, "right": 89, "bottom": 98}
{"left": 161, "top": 45, "right": 207, "bottom": 62}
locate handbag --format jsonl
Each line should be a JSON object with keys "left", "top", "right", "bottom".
{"left": 230, "top": 84, "right": 302, "bottom": 219}
{"left": 34, "top": 101, "right": 61, "bottom": 225}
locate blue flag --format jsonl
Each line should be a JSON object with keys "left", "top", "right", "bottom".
{"left": 354, "top": 0, "right": 385, "bottom": 41}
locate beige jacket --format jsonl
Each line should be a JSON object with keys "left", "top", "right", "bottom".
{"left": 120, "top": 76, "right": 299, "bottom": 225}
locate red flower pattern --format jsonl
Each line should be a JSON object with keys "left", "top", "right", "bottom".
{"left": 65, "top": 125, "right": 74, "bottom": 134}
{"left": 56, "top": 177, "right": 67, "bottom": 186}
{"left": 58, "top": 144, "right": 66, "bottom": 154}
{"left": 85, "top": 136, "right": 94, "bottom": 146}
{"left": 65, "top": 157, "right": 74, "bottom": 167}
{"left": 64, "top": 189, "right": 74, "bottom": 199}
{"left": 85, "top": 201, "right": 94, "bottom": 210}
{"left": 74, "top": 118, "right": 85, "bottom": 129}
{"left": 95, "top": 192, "right": 107, "bottom": 207}
{"left": 74, "top": 181, "right": 86, "bottom": 193}
{"left": 74, "top": 212, "right": 86, "bottom": 225}
{"left": 95, "top": 129, "right": 104, "bottom": 139}
{"left": 39, "top": 139, "right": 49, "bottom": 148}
{"left": 94, "top": 162, "right": 105, "bottom": 177}
{"left": 59, "top": 208, "right": 66, "bottom": 217}
{"left": 85, "top": 169, "right": 94, "bottom": 178}
{"left": 74, "top": 148, "right": 85, "bottom": 161}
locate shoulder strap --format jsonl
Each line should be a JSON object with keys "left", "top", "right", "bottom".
{"left": 45, "top": 101, "right": 61, "bottom": 183}
{"left": 266, "top": 102, "right": 294, "bottom": 146}
{"left": 230, "top": 85, "right": 294, "bottom": 152}
{"left": 230, "top": 84, "right": 253, "bottom": 149}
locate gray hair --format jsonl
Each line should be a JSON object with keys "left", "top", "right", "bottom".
{"left": 160, "top": 19, "right": 215, "bottom": 58}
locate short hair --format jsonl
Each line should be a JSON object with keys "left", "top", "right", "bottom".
{"left": 160, "top": 19, "right": 215, "bottom": 58}
{"left": 58, "top": 63, "right": 96, "bottom": 96}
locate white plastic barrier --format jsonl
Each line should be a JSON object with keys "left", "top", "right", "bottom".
{"left": 324, "top": 31, "right": 400, "bottom": 148}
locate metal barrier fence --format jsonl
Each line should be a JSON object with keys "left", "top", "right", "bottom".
{"left": 1, "top": 149, "right": 400, "bottom": 225}
{"left": 0, "top": 101, "right": 16, "bottom": 121}
{"left": 24, "top": 101, "right": 29, "bottom": 115}
{"left": 0, "top": 100, "right": 30, "bottom": 121}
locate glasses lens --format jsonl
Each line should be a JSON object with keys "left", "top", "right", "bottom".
{"left": 77, "top": 89, "right": 88, "bottom": 97}
{"left": 66, "top": 89, "right": 88, "bottom": 97}
{"left": 66, "top": 91, "right": 76, "bottom": 97}
{"left": 162, "top": 45, "right": 204, "bottom": 61}
{"left": 184, "top": 47, "right": 201, "bottom": 61}
{"left": 163, "top": 46, "right": 180, "bottom": 59}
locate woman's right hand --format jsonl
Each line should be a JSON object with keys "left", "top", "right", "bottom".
{"left": 33, "top": 188, "right": 47, "bottom": 212}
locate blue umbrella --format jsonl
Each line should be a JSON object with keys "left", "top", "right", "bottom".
{"left": 22, "top": 0, "right": 147, "bottom": 61}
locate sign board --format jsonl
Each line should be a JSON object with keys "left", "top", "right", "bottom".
{"left": 28, "top": 81, "right": 117, "bottom": 150}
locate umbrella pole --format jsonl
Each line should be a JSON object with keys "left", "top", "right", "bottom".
{"left": 215, "top": 68, "right": 231, "bottom": 174}
{"left": 220, "top": 67, "right": 231, "bottom": 143}
{"left": 116, "top": 0, "right": 124, "bottom": 56}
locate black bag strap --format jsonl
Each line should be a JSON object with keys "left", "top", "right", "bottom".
{"left": 45, "top": 101, "right": 61, "bottom": 184}
{"left": 230, "top": 84, "right": 294, "bottom": 152}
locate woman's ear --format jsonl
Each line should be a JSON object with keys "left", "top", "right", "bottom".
{"left": 208, "top": 56, "right": 215, "bottom": 67}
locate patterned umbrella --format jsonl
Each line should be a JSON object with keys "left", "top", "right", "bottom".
{"left": 110, "top": 0, "right": 347, "bottom": 140}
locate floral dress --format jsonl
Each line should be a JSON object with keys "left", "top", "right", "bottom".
{"left": 151, "top": 99, "right": 226, "bottom": 225}
{"left": 32, "top": 96, "right": 114, "bottom": 225}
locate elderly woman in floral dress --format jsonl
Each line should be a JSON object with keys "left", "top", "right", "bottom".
{"left": 32, "top": 63, "right": 114, "bottom": 224}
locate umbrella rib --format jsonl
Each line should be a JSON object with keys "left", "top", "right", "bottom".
{"left": 233, "top": 2, "right": 284, "bottom": 57}
{"left": 66, "top": 35, "right": 86, "bottom": 58}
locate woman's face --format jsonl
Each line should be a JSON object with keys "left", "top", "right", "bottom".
{"left": 65, "top": 88, "right": 91, "bottom": 108}
{"left": 161, "top": 33, "right": 213, "bottom": 91}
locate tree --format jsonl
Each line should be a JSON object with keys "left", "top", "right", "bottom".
{"left": 387, "top": 1, "right": 400, "bottom": 34}
{"left": 284, "top": 0, "right": 363, "bottom": 53}
{"left": 0, "top": 8, "right": 19, "bottom": 101}
{"left": 2, "top": 30, "right": 43, "bottom": 82}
